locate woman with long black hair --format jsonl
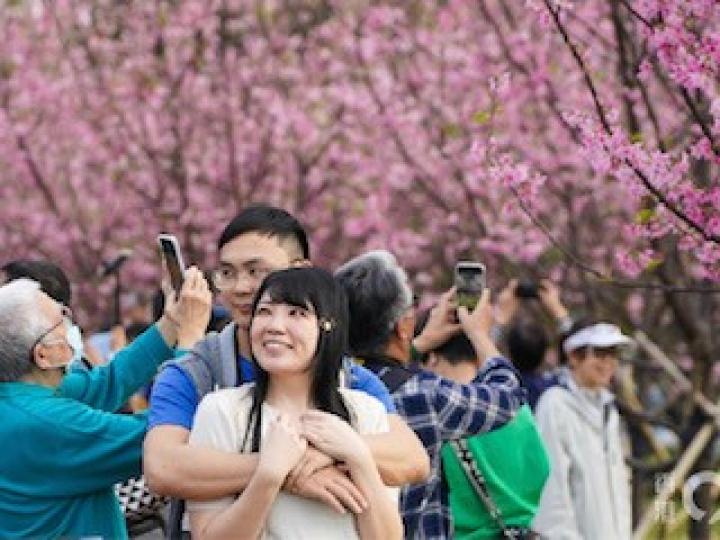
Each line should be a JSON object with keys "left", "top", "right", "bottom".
{"left": 187, "top": 267, "right": 402, "bottom": 539}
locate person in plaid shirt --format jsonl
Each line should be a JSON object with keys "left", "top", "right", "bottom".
{"left": 336, "top": 251, "right": 527, "bottom": 539}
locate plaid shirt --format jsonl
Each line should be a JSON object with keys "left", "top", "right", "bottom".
{"left": 361, "top": 356, "right": 526, "bottom": 539}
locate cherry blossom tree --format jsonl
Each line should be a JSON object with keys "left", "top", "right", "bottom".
{"left": 1, "top": 0, "right": 719, "bottom": 531}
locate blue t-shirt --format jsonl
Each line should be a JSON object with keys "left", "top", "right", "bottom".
{"left": 149, "top": 356, "right": 396, "bottom": 430}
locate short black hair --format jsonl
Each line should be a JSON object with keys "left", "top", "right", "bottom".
{"left": 217, "top": 205, "right": 310, "bottom": 260}
{"left": 507, "top": 318, "right": 549, "bottom": 372}
{"left": 1, "top": 259, "right": 72, "bottom": 306}
{"left": 414, "top": 310, "right": 476, "bottom": 365}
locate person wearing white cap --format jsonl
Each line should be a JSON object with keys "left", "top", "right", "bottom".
{"left": 532, "top": 319, "right": 633, "bottom": 540}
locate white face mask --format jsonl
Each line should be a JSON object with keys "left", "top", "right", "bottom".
{"left": 65, "top": 323, "right": 85, "bottom": 370}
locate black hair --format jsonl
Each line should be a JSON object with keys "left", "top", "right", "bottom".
{"left": 217, "top": 205, "right": 310, "bottom": 260}
{"left": 244, "top": 267, "right": 350, "bottom": 451}
{"left": 507, "top": 318, "right": 549, "bottom": 373}
{"left": 152, "top": 288, "right": 231, "bottom": 333}
{"left": 1, "top": 259, "right": 71, "bottom": 306}
{"left": 414, "top": 310, "right": 476, "bottom": 365}
{"left": 557, "top": 316, "right": 597, "bottom": 365}
{"left": 125, "top": 322, "right": 150, "bottom": 342}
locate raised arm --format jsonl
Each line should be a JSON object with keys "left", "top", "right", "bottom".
{"left": 60, "top": 267, "right": 211, "bottom": 412}
{"left": 416, "top": 288, "right": 526, "bottom": 440}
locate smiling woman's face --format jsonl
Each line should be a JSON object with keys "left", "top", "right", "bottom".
{"left": 569, "top": 346, "right": 619, "bottom": 390}
{"left": 250, "top": 293, "right": 319, "bottom": 375}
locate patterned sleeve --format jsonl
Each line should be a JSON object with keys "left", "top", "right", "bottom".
{"left": 403, "top": 357, "right": 526, "bottom": 443}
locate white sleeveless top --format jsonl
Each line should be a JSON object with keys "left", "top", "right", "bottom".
{"left": 188, "top": 384, "right": 396, "bottom": 539}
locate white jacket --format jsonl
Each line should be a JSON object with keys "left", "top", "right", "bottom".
{"left": 532, "top": 370, "right": 632, "bottom": 540}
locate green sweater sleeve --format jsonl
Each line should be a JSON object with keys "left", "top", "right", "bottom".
{"left": 58, "top": 325, "right": 173, "bottom": 412}
{"left": 10, "top": 399, "right": 148, "bottom": 497}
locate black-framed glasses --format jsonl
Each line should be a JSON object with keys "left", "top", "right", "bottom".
{"left": 28, "top": 305, "right": 73, "bottom": 362}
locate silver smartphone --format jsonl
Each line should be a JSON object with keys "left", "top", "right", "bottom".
{"left": 454, "top": 261, "right": 486, "bottom": 311}
{"left": 157, "top": 234, "right": 186, "bottom": 294}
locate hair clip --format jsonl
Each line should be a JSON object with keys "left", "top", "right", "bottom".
{"left": 319, "top": 318, "right": 335, "bottom": 332}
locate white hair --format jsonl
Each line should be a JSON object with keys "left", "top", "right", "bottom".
{"left": 335, "top": 250, "right": 414, "bottom": 355}
{"left": 0, "top": 278, "right": 54, "bottom": 382}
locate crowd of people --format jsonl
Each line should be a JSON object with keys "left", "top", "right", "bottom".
{"left": 0, "top": 205, "right": 635, "bottom": 539}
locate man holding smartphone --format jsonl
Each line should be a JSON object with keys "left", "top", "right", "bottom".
{"left": 144, "top": 205, "right": 429, "bottom": 536}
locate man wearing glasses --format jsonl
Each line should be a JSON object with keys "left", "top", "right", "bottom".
{"left": 144, "top": 205, "right": 429, "bottom": 537}
{"left": 0, "top": 269, "right": 211, "bottom": 538}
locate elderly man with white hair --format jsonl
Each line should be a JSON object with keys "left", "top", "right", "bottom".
{"left": 0, "top": 269, "right": 211, "bottom": 538}
{"left": 532, "top": 318, "right": 634, "bottom": 540}
{"left": 335, "top": 250, "right": 527, "bottom": 539}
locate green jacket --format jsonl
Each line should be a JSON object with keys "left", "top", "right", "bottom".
{"left": 442, "top": 405, "right": 550, "bottom": 539}
{"left": 0, "top": 325, "right": 173, "bottom": 539}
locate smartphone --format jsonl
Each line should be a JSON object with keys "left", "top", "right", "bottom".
{"left": 157, "top": 234, "right": 186, "bottom": 294}
{"left": 454, "top": 261, "right": 486, "bottom": 310}
{"left": 515, "top": 279, "right": 539, "bottom": 298}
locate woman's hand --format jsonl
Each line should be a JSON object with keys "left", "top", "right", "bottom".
{"left": 300, "top": 411, "right": 371, "bottom": 468}
{"left": 285, "top": 446, "right": 335, "bottom": 491}
{"left": 538, "top": 279, "right": 569, "bottom": 321}
{"left": 258, "top": 414, "right": 307, "bottom": 485}
{"left": 163, "top": 266, "right": 212, "bottom": 348}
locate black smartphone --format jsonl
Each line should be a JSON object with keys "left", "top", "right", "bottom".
{"left": 157, "top": 234, "right": 186, "bottom": 294}
{"left": 454, "top": 261, "right": 486, "bottom": 311}
{"left": 515, "top": 280, "right": 539, "bottom": 298}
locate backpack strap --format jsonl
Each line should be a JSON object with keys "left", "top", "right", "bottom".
{"left": 165, "top": 499, "right": 185, "bottom": 539}
{"left": 358, "top": 354, "right": 415, "bottom": 393}
{"left": 166, "top": 323, "right": 242, "bottom": 539}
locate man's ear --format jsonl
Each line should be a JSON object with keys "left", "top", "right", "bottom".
{"left": 395, "top": 314, "right": 415, "bottom": 343}
{"left": 291, "top": 258, "right": 312, "bottom": 268}
{"left": 32, "top": 344, "right": 54, "bottom": 370}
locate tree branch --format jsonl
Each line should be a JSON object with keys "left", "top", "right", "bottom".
{"left": 542, "top": 0, "right": 720, "bottom": 245}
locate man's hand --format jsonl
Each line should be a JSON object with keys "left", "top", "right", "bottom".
{"left": 495, "top": 279, "right": 519, "bottom": 326}
{"left": 301, "top": 411, "right": 373, "bottom": 468}
{"left": 285, "top": 446, "right": 334, "bottom": 492}
{"left": 412, "top": 288, "right": 462, "bottom": 354}
{"left": 458, "top": 288, "right": 500, "bottom": 363}
{"left": 538, "top": 279, "right": 569, "bottom": 321}
{"left": 164, "top": 266, "right": 212, "bottom": 348}
{"left": 285, "top": 466, "right": 368, "bottom": 514}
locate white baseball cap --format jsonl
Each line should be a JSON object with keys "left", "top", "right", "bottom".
{"left": 563, "top": 323, "right": 633, "bottom": 354}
